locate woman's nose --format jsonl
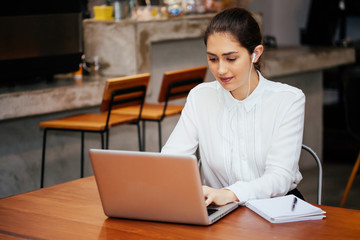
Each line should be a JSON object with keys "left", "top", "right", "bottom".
{"left": 218, "top": 61, "right": 227, "bottom": 75}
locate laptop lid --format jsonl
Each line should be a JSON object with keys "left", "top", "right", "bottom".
{"left": 89, "top": 149, "right": 238, "bottom": 225}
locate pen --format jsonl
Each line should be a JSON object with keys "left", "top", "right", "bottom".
{"left": 291, "top": 197, "right": 297, "bottom": 211}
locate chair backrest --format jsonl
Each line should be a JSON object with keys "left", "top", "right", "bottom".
{"left": 100, "top": 74, "right": 150, "bottom": 128}
{"left": 157, "top": 66, "right": 207, "bottom": 103}
{"left": 301, "top": 144, "right": 323, "bottom": 205}
{"left": 100, "top": 74, "right": 150, "bottom": 112}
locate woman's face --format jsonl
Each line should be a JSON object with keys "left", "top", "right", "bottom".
{"left": 206, "top": 32, "right": 253, "bottom": 100}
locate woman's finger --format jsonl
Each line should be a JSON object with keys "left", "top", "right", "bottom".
{"left": 205, "top": 195, "right": 212, "bottom": 206}
{"left": 202, "top": 186, "right": 213, "bottom": 206}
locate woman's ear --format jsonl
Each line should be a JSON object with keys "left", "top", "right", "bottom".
{"left": 252, "top": 45, "right": 264, "bottom": 63}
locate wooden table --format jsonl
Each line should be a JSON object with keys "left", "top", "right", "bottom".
{"left": 0, "top": 177, "right": 359, "bottom": 240}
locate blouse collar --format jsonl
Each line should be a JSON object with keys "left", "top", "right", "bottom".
{"left": 218, "top": 71, "right": 265, "bottom": 112}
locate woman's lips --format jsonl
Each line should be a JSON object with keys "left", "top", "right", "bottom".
{"left": 219, "top": 76, "right": 233, "bottom": 83}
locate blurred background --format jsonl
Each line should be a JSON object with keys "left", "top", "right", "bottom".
{"left": 0, "top": 0, "right": 359, "bottom": 210}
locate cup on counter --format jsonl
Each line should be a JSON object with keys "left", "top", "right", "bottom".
{"left": 112, "top": 0, "right": 130, "bottom": 20}
{"left": 93, "top": 5, "right": 114, "bottom": 20}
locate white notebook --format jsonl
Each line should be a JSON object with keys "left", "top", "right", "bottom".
{"left": 245, "top": 195, "right": 326, "bottom": 223}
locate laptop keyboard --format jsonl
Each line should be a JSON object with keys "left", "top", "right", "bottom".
{"left": 207, "top": 208, "right": 218, "bottom": 216}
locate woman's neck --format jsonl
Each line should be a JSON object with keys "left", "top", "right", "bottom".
{"left": 231, "top": 70, "right": 259, "bottom": 101}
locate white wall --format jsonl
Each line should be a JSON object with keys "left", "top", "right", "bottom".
{"left": 247, "top": 0, "right": 311, "bottom": 46}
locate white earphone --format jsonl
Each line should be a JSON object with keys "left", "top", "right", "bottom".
{"left": 246, "top": 53, "right": 256, "bottom": 98}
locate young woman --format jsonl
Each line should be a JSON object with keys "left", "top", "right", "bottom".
{"left": 161, "top": 8, "right": 305, "bottom": 206}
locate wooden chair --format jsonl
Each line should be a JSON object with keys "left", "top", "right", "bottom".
{"left": 340, "top": 153, "right": 360, "bottom": 207}
{"left": 39, "top": 74, "right": 150, "bottom": 188}
{"left": 116, "top": 66, "right": 207, "bottom": 151}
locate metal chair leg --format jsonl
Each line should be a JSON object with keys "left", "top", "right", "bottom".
{"left": 80, "top": 131, "right": 84, "bottom": 178}
{"left": 158, "top": 121, "right": 162, "bottom": 152}
{"left": 40, "top": 129, "right": 48, "bottom": 188}
{"left": 105, "top": 130, "right": 109, "bottom": 149}
{"left": 137, "top": 122, "right": 143, "bottom": 151}
{"left": 142, "top": 120, "right": 146, "bottom": 151}
{"left": 100, "top": 132, "right": 105, "bottom": 149}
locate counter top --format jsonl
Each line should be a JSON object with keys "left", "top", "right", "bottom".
{"left": 0, "top": 46, "right": 355, "bottom": 121}
{"left": 262, "top": 46, "right": 355, "bottom": 78}
{"left": 0, "top": 75, "right": 107, "bottom": 121}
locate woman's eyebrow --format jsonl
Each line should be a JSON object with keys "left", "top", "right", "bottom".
{"left": 206, "top": 52, "right": 216, "bottom": 56}
{"left": 222, "top": 51, "right": 238, "bottom": 56}
{"left": 206, "top": 51, "right": 238, "bottom": 56}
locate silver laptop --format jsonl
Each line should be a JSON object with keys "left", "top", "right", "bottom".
{"left": 89, "top": 149, "right": 238, "bottom": 225}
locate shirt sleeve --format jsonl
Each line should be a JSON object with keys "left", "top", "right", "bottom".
{"left": 161, "top": 90, "right": 199, "bottom": 156}
{"left": 226, "top": 91, "right": 306, "bottom": 204}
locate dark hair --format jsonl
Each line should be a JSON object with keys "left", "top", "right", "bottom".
{"left": 204, "top": 8, "right": 263, "bottom": 71}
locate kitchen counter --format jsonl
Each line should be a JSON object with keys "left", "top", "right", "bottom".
{"left": 0, "top": 46, "right": 355, "bottom": 121}
{"left": 262, "top": 46, "right": 355, "bottom": 78}
{"left": 0, "top": 75, "right": 107, "bottom": 121}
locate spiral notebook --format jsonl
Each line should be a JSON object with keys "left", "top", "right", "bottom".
{"left": 245, "top": 195, "right": 326, "bottom": 223}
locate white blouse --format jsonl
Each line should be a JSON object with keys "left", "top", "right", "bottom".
{"left": 161, "top": 72, "right": 305, "bottom": 204}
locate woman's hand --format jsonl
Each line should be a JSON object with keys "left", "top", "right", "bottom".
{"left": 202, "top": 186, "right": 238, "bottom": 206}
